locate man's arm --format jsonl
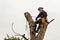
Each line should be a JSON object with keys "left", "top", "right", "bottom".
{"left": 36, "top": 13, "right": 42, "bottom": 20}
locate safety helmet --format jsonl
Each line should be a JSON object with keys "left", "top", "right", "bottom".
{"left": 38, "top": 7, "right": 43, "bottom": 10}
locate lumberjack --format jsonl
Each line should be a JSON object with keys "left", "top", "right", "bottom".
{"left": 34, "top": 7, "right": 48, "bottom": 33}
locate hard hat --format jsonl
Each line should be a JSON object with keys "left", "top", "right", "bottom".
{"left": 38, "top": 7, "right": 43, "bottom": 10}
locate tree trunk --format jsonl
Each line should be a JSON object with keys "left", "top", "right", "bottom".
{"left": 24, "top": 12, "right": 36, "bottom": 40}
{"left": 24, "top": 12, "right": 54, "bottom": 40}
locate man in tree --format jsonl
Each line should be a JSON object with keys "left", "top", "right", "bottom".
{"left": 34, "top": 7, "right": 48, "bottom": 33}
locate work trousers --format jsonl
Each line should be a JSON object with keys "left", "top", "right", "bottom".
{"left": 34, "top": 19, "right": 42, "bottom": 32}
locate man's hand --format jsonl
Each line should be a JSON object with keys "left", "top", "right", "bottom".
{"left": 35, "top": 18, "right": 37, "bottom": 20}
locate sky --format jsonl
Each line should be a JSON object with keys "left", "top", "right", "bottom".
{"left": 0, "top": 0, "right": 60, "bottom": 40}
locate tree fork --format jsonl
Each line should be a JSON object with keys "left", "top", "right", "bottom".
{"left": 24, "top": 12, "right": 54, "bottom": 40}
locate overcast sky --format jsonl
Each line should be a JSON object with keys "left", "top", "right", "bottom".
{"left": 0, "top": 0, "right": 60, "bottom": 40}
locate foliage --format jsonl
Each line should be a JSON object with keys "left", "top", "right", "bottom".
{"left": 4, "top": 34, "right": 23, "bottom": 40}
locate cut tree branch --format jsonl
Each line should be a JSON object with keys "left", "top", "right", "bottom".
{"left": 11, "top": 22, "right": 28, "bottom": 40}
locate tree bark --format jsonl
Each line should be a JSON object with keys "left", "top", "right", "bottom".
{"left": 24, "top": 12, "right": 36, "bottom": 40}
{"left": 24, "top": 12, "right": 54, "bottom": 40}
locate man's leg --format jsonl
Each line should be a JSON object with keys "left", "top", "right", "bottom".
{"left": 34, "top": 20, "right": 40, "bottom": 32}
{"left": 36, "top": 23, "right": 41, "bottom": 32}
{"left": 34, "top": 24, "right": 37, "bottom": 32}
{"left": 34, "top": 19, "right": 42, "bottom": 32}
{"left": 36, "top": 19, "right": 42, "bottom": 32}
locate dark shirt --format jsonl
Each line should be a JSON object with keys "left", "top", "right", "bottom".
{"left": 36, "top": 10, "right": 47, "bottom": 19}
